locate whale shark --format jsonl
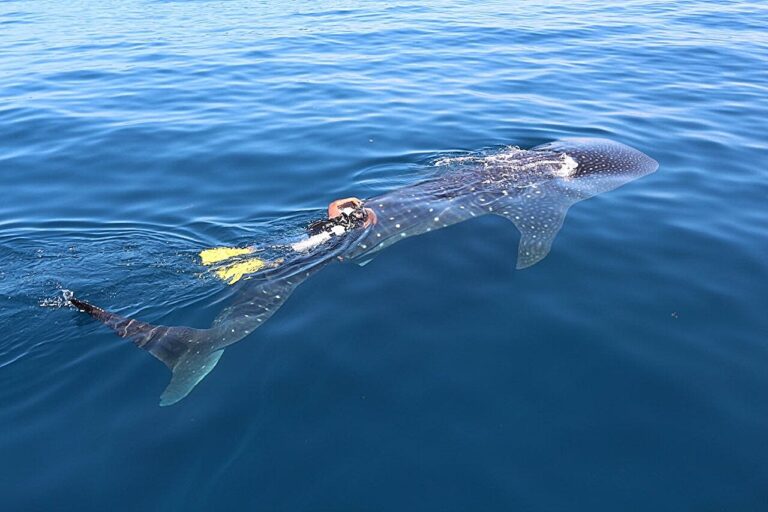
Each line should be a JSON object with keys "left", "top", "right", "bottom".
{"left": 68, "top": 138, "right": 657, "bottom": 405}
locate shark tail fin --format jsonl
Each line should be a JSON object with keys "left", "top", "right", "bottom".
{"left": 69, "top": 297, "right": 223, "bottom": 406}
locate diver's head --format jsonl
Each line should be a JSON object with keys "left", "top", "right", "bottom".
{"left": 327, "top": 197, "right": 376, "bottom": 227}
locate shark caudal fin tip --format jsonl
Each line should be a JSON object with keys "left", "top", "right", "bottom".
{"left": 158, "top": 394, "right": 182, "bottom": 407}
{"left": 157, "top": 349, "right": 225, "bottom": 407}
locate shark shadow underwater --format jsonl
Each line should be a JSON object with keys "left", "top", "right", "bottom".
{"left": 67, "top": 138, "right": 658, "bottom": 405}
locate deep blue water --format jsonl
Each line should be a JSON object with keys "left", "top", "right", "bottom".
{"left": 2, "top": 1, "right": 768, "bottom": 510}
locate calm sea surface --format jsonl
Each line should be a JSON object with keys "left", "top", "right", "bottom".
{"left": 1, "top": 1, "right": 767, "bottom": 510}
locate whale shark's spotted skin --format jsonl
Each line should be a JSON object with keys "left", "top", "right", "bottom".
{"left": 68, "top": 138, "right": 657, "bottom": 405}
{"left": 350, "top": 138, "right": 657, "bottom": 268}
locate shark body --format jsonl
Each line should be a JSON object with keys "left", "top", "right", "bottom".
{"left": 69, "top": 138, "right": 657, "bottom": 405}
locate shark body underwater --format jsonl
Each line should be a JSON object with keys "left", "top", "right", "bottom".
{"left": 67, "top": 138, "right": 658, "bottom": 405}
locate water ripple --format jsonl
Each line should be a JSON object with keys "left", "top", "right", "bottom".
{"left": 2, "top": 0, "right": 768, "bottom": 510}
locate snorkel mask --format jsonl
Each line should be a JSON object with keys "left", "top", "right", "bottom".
{"left": 307, "top": 198, "right": 377, "bottom": 236}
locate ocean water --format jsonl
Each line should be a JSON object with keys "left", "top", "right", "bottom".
{"left": 1, "top": 0, "right": 767, "bottom": 510}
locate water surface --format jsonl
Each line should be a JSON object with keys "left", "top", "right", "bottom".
{"left": 1, "top": 1, "right": 767, "bottom": 510}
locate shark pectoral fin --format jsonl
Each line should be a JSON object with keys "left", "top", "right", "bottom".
{"left": 495, "top": 188, "right": 575, "bottom": 269}
{"left": 515, "top": 225, "right": 562, "bottom": 269}
{"left": 160, "top": 349, "right": 224, "bottom": 406}
{"left": 351, "top": 244, "right": 384, "bottom": 267}
{"left": 356, "top": 258, "right": 373, "bottom": 267}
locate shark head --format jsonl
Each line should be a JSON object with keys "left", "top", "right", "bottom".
{"left": 532, "top": 137, "right": 659, "bottom": 198}
{"left": 494, "top": 138, "right": 659, "bottom": 269}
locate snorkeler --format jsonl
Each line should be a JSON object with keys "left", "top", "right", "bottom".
{"left": 200, "top": 197, "right": 377, "bottom": 284}
{"left": 295, "top": 197, "right": 377, "bottom": 252}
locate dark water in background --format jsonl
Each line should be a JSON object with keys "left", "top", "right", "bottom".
{"left": 2, "top": 0, "right": 767, "bottom": 510}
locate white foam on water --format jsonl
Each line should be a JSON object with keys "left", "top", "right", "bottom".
{"left": 39, "top": 289, "right": 74, "bottom": 309}
{"left": 433, "top": 146, "right": 525, "bottom": 168}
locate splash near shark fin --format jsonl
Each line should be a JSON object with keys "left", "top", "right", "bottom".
{"left": 494, "top": 184, "right": 576, "bottom": 269}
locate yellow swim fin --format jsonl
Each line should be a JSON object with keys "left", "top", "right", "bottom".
{"left": 214, "top": 258, "right": 268, "bottom": 285}
{"left": 199, "top": 247, "right": 254, "bottom": 266}
{"left": 200, "top": 246, "right": 282, "bottom": 284}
